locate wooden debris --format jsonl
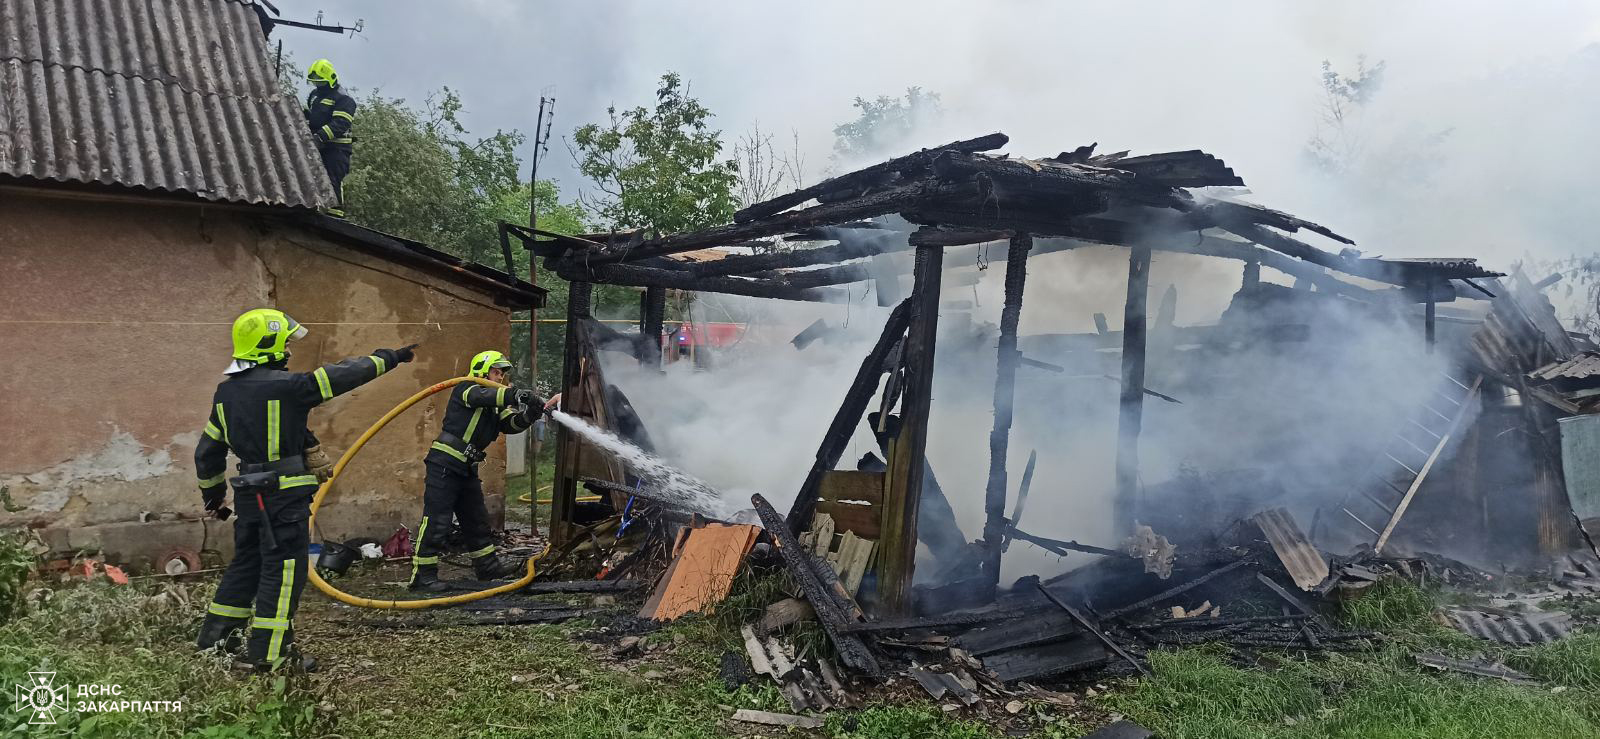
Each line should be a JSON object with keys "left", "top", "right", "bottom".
{"left": 729, "top": 709, "right": 823, "bottom": 729}
{"left": 752, "top": 494, "right": 881, "bottom": 675}
{"left": 761, "top": 598, "right": 816, "bottom": 633}
{"left": 640, "top": 524, "right": 759, "bottom": 621}
{"left": 1035, "top": 583, "right": 1149, "bottom": 676}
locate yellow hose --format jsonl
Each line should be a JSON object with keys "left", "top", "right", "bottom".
{"left": 307, "top": 376, "right": 548, "bottom": 609}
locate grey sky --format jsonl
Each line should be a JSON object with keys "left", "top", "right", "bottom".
{"left": 276, "top": 1, "right": 1600, "bottom": 262}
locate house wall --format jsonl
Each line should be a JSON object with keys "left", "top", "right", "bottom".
{"left": 0, "top": 190, "right": 513, "bottom": 568}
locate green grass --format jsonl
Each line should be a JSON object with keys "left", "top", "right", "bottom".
{"left": 0, "top": 581, "right": 331, "bottom": 737}
{"left": 7, "top": 563, "right": 1598, "bottom": 738}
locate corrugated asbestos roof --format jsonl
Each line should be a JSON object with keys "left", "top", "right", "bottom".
{"left": 1531, "top": 351, "right": 1600, "bottom": 381}
{"left": 0, "top": 0, "right": 336, "bottom": 208}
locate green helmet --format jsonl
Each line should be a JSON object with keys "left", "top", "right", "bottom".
{"left": 231, "top": 309, "right": 307, "bottom": 365}
{"left": 468, "top": 350, "right": 513, "bottom": 378}
{"left": 306, "top": 58, "right": 338, "bottom": 87}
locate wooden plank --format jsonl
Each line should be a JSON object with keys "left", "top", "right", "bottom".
{"left": 642, "top": 524, "right": 760, "bottom": 621}
{"left": 1374, "top": 376, "right": 1482, "bottom": 553}
{"left": 815, "top": 502, "right": 880, "bottom": 539}
{"left": 981, "top": 635, "right": 1108, "bottom": 683}
{"left": 879, "top": 246, "right": 944, "bottom": 615}
{"left": 819, "top": 470, "right": 886, "bottom": 506}
{"left": 957, "top": 609, "right": 1079, "bottom": 656}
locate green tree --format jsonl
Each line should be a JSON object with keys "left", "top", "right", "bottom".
{"left": 571, "top": 73, "right": 739, "bottom": 233}
{"left": 832, "top": 87, "right": 943, "bottom": 164}
{"left": 342, "top": 88, "right": 526, "bottom": 260}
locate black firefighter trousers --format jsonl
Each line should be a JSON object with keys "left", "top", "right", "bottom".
{"left": 200, "top": 485, "right": 311, "bottom": 666}
{"left": 410, "top": 459, "right": 497, "bottom": 581}
{"left": 319, "top": 146, "right": 350, "bottom": 211}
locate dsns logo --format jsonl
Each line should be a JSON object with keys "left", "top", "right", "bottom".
{"left": 13, "top": 672, "right": 67, "bottom": 725}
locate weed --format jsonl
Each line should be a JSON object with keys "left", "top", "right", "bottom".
{"left": 0, "top": 529, "right": 35, "bottom": 625}
{"left": 1506, "top": 632, "right": 1600, "bottom": 691}
{"left": 1338, "top": 578, "right": 1436, "bottom": 632}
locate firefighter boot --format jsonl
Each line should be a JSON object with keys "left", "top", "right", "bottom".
{"left": 472, "top": 551, "right": 525, "bottom": 581}
{"left": 408, "top": 563, "right": 450, "bottom": 593}
{"left": 196, "top": 614, "right": 248, "bottom": 654}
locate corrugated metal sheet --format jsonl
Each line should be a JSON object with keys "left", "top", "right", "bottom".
{"left": 1251, "top": 508, "right": 1329, "bottom": 591}
{"left": 1558, "top": 414, "right": 1600, "bottom": 527}
{"left": 1443, "top": 608, "right": 1572, "bottom": 645}
{"left": 0, "top": 0, "right": 335, "bottom": 208}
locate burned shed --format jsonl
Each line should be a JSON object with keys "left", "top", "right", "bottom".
{"left": 522, "top": 132, "right": 1538, "bottom": 617}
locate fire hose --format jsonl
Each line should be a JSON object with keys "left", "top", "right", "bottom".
{"left": 306, "top": 376, "right": 549, "bottom": 609}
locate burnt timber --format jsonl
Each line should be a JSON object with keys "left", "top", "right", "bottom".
{"left": 533, "top": 131, "right": 1503, "bottom": 613}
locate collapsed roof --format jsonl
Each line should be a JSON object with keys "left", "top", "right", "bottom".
{"left": 528, "top": 133, "right": 1501, "bottom": 302}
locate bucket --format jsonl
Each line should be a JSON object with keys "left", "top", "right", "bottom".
{"left": 317, "top": 541, "right": 358, "bottom": 575}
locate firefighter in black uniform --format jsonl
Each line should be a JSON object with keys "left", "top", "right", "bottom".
{"left": 195, "top": 308, "right": 415, "bottom": 669}
{"left": 303, "top": 59, "right": 356, "bottom": 217}
{"left": 409, "top": 350, "right": 542, "bottom": 591}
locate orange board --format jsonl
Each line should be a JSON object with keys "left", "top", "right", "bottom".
{"left": 641, "top": 523, "right": 760, "bottom": 621}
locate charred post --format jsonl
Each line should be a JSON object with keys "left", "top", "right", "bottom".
{"left": 981, "top": 233, "right": 1033, "bottom": 595}
{"left": 550, "top": 280, "right": 592, "bottom": 547}
{"left": 642, "top": 286, "right": 666, "bottom": 367}
{"left": 786, "top": 299, "right": 915, "bottom": 534}
{"left": 880, "top": 246, "right": 944, "bottom": 615}
{"left": 1115, "top": 245, "right": 1152, "bottom": 532}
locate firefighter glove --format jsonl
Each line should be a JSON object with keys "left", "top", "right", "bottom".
{"left": 305, "top": 444, "right": 335, "bottom": 483}
{"left": 202, "top": 486, "right": 227, "bottom": 514}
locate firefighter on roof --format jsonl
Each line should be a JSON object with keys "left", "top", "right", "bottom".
{"left": 194, "top": 308, "right": 415, "bottom": 670}
{"left": 409, "top": 350, "right": 542, "bottom": 591}
{"left": 303, "top": 59, "right": 356, "bottom": 217}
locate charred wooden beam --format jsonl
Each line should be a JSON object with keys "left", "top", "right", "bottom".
{"left": 1115, "top": 245, "right": 1151, "bottom": 532}
{"left": 588, "top": 179, "right": 973, "bottom": 265}
{"left": 931, "top": 150, "right": 1183, "bottom": 209}
{"left": 553, "top": 260, "right": 845, "bottom": 302}
{"left": 1008, "top": 527, "right": 1123, "bottom": 557}
{"left": 642, "top": 287, "right": 665, "bottom": 366}
{"left": 690, "top": 230, "right": 906, "bottom": 277}
{"left": 786, "top": 299, "right": 915, "bottom": 533}
{"left": 734, "top": 133, "right": 1009, "bottom": 223}
{"left": 1102, "top": 559, "right": 1253, "bottom": 620}
{"left": 550, "top": 281, "right": 591, "bottom": 547}
{"left": 880, "top": 246, "right": 944, "bottom": 615}
{"left": 752, "top": 494, "right": 882, "bottom": 674}
{"left": 981, "top": 233, "right": 1033, "bottom": 596}
{"left": 909, "top": 226, "right": 1015, "bottom": 248}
